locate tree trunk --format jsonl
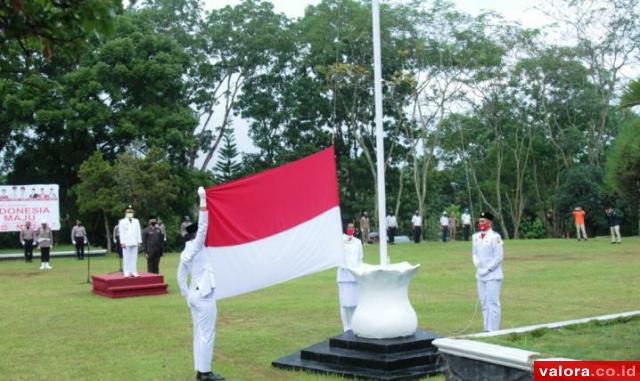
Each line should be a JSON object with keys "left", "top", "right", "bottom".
{"left": 103, "top": 211, "right": 112, "bottom": 253}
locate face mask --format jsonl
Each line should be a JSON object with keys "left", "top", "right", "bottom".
{"left": 150, "top": 222, "right": 157, "bottom": 226}
{"left": 126, "top": 212, "right": 134, "bottom": 218}
{"left": 479, "top": 221, "right": 490, "bottom": 231}
{"left": 346, "top": 228, "right": 355, "bottom": 236}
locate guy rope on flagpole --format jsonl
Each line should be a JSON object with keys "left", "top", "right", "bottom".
{"left": 372, "top": 0, "right": 388, "bottom": 265}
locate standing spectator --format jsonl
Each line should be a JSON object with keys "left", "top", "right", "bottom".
{"left": 440, "top": 212, "right": 450, "bottom": 242}
{"left": 386, "top": 212, "right": 398, "bottom": 244}
{"left": 157, "top": 218, "right": 167, "bottom": 242}
{"left": 36, "top": 219, "right": 53, "bottom": 270}
{"left": 143, "top": 216, "right": 165, "bottom": 274}
{"left": 113, "top": 224, "right": 123, "bottom": 271}
{"left": 411, "top": 211, "right": 422, "bottom": 243}
{"left": 606, "top": 208, "right": 622, "bottom": 244}
{"left": 359, "top": 212, "right": 370, "bottom": 245}
{"left": 20, "top": 221, "right": 35, "bottom": 262}
{"left": 449, "top": 212, "right": 458, "bottom": 241}
{"left": 462, "top": 208, "right": 472, "bottom": 241}
{"left": 71, "top": 220, "right": 88, "bottom": 260}
{"left": 572, "top": 207, "right": 588, "bottom": 241}
{"left": 472, "top": 211, "right": 504, "bottom": 332}
{"left": 118, "top": 205, "right": 142, "bottom": 277}
{"left": 180, "top": 216, "right": 192, "bottom": 244}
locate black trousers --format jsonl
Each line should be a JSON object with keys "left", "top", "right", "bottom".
{"left": 413, "top": 227, "right": 422, "bottom": 243}
{"left": 40, "top": 247, "right": 50, "bottom": 263}
{"left": 146, "top": 252, "right": 162, "bottom": 274}
{"left": 387, "top": 227, "right": 397, "bottom": 244}
{"left": 24, "top": 239, "right": 34, "bottom": 262}
{"left": 441, "top": 226, "right": 449, "bottom": 242}
{"left": 463, "top": 225, "right": 470, "bottom": 241}
{"left": 75, "top": 237, "right": 85, "bottom": 259}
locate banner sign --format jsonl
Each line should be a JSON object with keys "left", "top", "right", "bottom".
{"left": 0, "top": 184, "right": 61, "bottom": 232}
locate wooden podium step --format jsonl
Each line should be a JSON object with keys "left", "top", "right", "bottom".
{"left": 91, "top": 272, "right": 169, "bottom": 298}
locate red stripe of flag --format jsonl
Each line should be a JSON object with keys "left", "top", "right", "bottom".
{"left": 205, "top": 146, "right": 340, "bottom": 247}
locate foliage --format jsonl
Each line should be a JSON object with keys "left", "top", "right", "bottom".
{"left": 214, "top": 129, "right": 243, "bottom": 183}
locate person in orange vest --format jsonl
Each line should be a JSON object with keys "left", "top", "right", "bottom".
{"left": 572, "top": 207, "right": 588, "bottom": 241}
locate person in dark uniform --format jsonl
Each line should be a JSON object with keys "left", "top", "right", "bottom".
{"left": 71, "top": 220, "right": 88, "bottom": 260}
{"left": 20, "top": 221, "right": 35, "bottom": 262}
{"left": 143, "top": 216, "right": 165, "bottom": 274}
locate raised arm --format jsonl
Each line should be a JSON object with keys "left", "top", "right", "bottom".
{"left": 192, "top": 186, "right": 209, "bottom": 251}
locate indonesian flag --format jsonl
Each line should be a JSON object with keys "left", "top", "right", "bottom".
{"left": 204, "top": 146, "right": 343, "bottom": 300}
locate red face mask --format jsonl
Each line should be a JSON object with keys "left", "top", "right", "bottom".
{"left": 479, "top": 221, "right": 490, "bottom": 231}
{"left": 346, "top": 228, "right": 355, "bottom": 236}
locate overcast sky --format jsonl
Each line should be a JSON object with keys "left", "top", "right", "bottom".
{"left": 199, "top": 0, "right": 552, "bottom": 161}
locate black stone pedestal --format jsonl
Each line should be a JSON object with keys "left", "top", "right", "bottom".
{"left": 272, "top": 329, "right": 444, "bottom": 380}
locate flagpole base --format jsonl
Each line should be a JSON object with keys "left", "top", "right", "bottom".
{"left": 350, "top": 262, "right": 420, "bottom": 339}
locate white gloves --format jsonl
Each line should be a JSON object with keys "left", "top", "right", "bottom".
{"left": 198, "top": 186, "right": 206, "bottom": 207}
{"left": 21, "top": 241, "right": 24, "bottom": 246}
{"left": 72, "top": 240, "right": 76, "bottom": 245}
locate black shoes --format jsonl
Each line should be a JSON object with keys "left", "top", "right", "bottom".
{"left": 196, "top": 371, "right": 225, "bottom": 381}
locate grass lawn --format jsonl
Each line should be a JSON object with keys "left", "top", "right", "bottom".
{"left": 478, "top": 316, "right": 640, "bottom": 360}
{"left": 0, "top": 244, "right": 104, "bottom": 255}
{"left": 0, "top": 236, "right": 638, "bottom": 381}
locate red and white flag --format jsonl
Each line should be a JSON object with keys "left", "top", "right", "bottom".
{"left": 203, "top": 146, "right": 343, "bottom": 299}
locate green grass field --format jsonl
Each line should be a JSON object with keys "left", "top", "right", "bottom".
{"left": 0, "top": 237, "right": 638, "bottom": 381}
{"left": 479, "top": 316, "right": 640, "bottom": 360}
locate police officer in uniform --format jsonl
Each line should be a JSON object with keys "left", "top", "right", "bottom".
{"left": 178, "top": 187, "right": 224, "bottom": 381}
{"left": 337, "top": 223, "right": 363, "bottom": 332}
{"left": 142, "top": 216, "right": 165, "bottom": 274}
{"left": 20, "top": 221, "right": 35, "bottom": 262}
{"left": 472, "top": 211, "right": 503, "bottom": 332}
{"left": 71, "top": 220, "right": 89, "bottom": 260}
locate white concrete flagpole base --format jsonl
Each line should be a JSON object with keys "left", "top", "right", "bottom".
{"left": 350, "top": 262, "right": 420, "bottom": 339}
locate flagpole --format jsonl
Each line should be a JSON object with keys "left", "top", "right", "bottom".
{"left": 372, "top": 0, "right": 388, "bottom": 265}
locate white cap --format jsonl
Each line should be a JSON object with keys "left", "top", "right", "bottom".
{"left": 40, "top": 218, "right": 47, "bottom": 225}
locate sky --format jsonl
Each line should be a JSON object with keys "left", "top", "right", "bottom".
{"left": 199, "top": 0, "right": 552, "bottom": 162}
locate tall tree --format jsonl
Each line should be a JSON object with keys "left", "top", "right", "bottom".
{"left": 214, "top": 129, "right": 242, "bottom": 183}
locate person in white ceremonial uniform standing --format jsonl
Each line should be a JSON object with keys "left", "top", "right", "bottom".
{"left": 472, "top": 211, "right": 504, "bottom": 332}
{"left": 178, "top": 187, "right": 224, "bottom": 381}
{"left": 118, "top": 205, "right": 142, "bottom": 277}
{"left": 337, "top": 223, "right": 364, "bottom": 332}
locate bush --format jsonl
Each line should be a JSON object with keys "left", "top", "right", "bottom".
{"left": 520, "top": 218, "right": 546, "bottom": 239}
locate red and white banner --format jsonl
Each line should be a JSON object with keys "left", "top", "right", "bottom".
{"left": 204, "top": 146, "right": 343, "bottom": 299}
{"left": 0, "top": 184, "right": 60, "bottom": 232}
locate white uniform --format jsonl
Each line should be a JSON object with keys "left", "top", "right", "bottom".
{"left": 337, "top": 234, "right": 363, "bottom": 332}
{"left": 177, "top": 211, "right": 217, "bottom": 373}
{"left": 118, "top": 217, "right": 142, "bottom": 276}
{"left": 472, "top": 229, "right": 504, "bottom": 332}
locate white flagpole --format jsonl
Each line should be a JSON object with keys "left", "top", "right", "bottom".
{"left": 372, "top": 0, "right": 388, "bottom": 265}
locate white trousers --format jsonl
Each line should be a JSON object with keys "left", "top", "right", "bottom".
{"left": 122, "top": 246, "right": 138, "bottom": 275}
{"left": 188, "top": 291, "right": 217, "bottom": 372}
{"left": 576, "top": 224, "right": 587, "bottom": 240}
{"left": 477, "top": 279, "right": 502, "bottom": 332}
{"left": 610, "top": 225, "right": 621, "bottom": 243}
{"left": 340, "top": 307, "right": 356, "bottom": 332}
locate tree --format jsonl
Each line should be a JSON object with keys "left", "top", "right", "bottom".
{"left": 75, "top": 151, "right": 120, "bottom": 252}
{"left": 114, "top": 148, "right": 179, "bottom": 220}
{"left": 606, "top": 118, "right": 640, "bottom": 235}
{"left": 214, "top": 129, "right": 242, "bottom": 183}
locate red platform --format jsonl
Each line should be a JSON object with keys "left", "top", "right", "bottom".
{"left": 91, "top": 272, "right": 169, "bottom": 298}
